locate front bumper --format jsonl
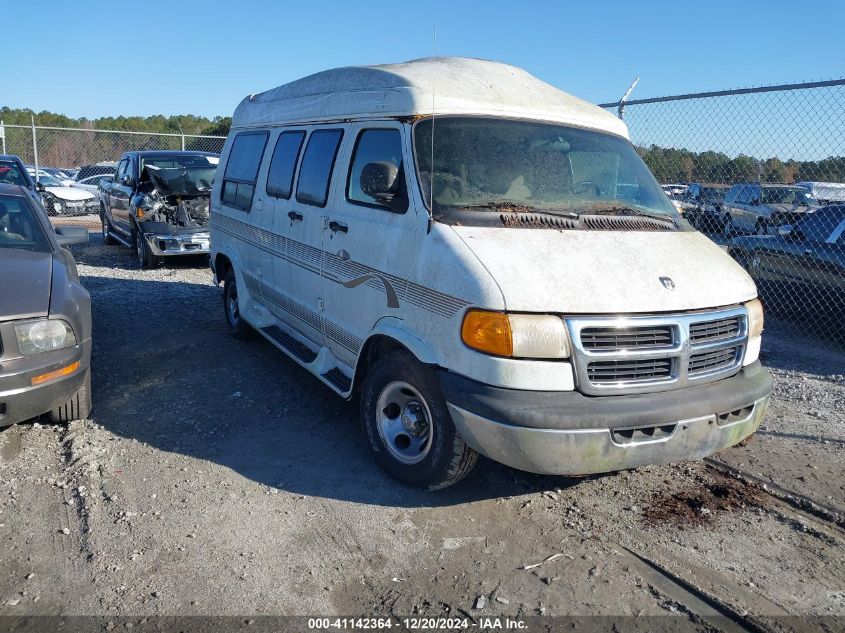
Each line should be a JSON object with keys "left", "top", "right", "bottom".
{"left": 57, "top": 199, "right": 98, "bottom": 216}
{"left": 440, "top": 362, "right": 773, "bottom": 475}
{"left": 0, "top": 339, "right": 92, "bottom": 427}
{"left": 144, "top": 231, "right": 210, "bottom": 257}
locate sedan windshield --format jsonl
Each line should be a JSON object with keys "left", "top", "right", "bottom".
{"left": 413, "top": 117, "right": 677, "bottom": 218}
{"left": 701, "top": 187, "right": 726, "bottom": 201}
{"left": 0, "top": 194, "right": 50, "bottom": 252}
{"left": 33, "top": 173, "right": 63, "bottom": 187}
{"left": 761, "top": 187, "right": 816, "bottom": 206}
{"left": 0, "top": 161, "right": 29, "bottom": 187}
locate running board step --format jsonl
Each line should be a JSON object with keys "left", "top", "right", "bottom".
{"left": 261, "top": 326, "right": 318, "bottom": 363}
{"left": 323, "top": 368, "right": 352, "bottom": 392}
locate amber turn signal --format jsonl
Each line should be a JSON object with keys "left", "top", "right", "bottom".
{"left": 31, "top": 361, "right": 80, "bottom": 386}
{"left": 461, "top": 310, "right": 513, "bottom": 357}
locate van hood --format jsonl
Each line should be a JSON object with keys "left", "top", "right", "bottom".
{"left": 451, "top": 227, "right": 758, "bottom": 313}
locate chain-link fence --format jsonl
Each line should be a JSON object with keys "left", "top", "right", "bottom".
{"left": 601, "top": 79, "right": 845, "bottom": 348}
{"left": 0, "top": 123, "right": 225, "bottom": 230}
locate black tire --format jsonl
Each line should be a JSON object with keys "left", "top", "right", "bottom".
{"left": 133, "top": 228, "right": 161, "bottom": 269}
{"left": 47, "top": 370, "right": 92, "bottom": 424}
{"left": 101, "top": 211, "right": 117, "bottom": 246}
{"left": 223, "top": 268, "right": 256, "bottom": 340}
{"left": 360, "top": 349, "right": 478, "bottom": 490}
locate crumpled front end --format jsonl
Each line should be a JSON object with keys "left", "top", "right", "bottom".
{"left": 134, "top": 183, "right": 211, "bottom": 256}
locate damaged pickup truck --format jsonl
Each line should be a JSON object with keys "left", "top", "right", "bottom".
{"left": 99, "top": 151, "right": 218, "bottom": 268}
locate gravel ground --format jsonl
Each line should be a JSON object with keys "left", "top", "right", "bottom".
{"left": 0, "top": 228, "right": 843, "bottom": 631}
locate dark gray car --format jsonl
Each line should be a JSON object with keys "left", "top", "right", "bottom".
{"left": 0, "top": 183, "right": 92, "bottom": 427}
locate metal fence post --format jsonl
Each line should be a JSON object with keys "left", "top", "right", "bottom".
{"left": 31, "top": 115, "right": 39, "bottom": 181}
{"left": 0, "top": 119, "right": 5, "bottom": 154}
{"left": 181, "top": 134, "right": 185, "bottom": 151}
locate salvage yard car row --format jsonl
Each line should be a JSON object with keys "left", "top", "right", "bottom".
{"left": 2, "top": 57, "right": 843, "bottom": 489}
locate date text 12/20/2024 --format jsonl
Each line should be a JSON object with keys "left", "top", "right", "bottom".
{"left": 307, "top": 617, "right": 528, "bottom": 630}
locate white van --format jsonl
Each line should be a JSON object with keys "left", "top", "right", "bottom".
{"left": 210, "top": 57, "right": 772, "bottom": 489}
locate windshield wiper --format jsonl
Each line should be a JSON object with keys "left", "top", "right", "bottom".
{"left": 578, "top": 205, "right": 677, "bottom": 226}
{"left": 453, "top": 202, "right": 579, "bottom": 219}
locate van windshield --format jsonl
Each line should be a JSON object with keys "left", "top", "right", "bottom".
{"left": 413, "top": 117, "right": 677, "bottom": 220}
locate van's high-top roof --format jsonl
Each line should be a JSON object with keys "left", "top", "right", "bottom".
{"left": 232, "top": 57, "right": 628, "bottom": 138}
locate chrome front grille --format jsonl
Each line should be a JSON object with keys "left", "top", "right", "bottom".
{"left": 689, "top": 316, "right": 741, "bottom": 344}
{"left": 580, "top": 325, "right": 675, "bottom": 351}
{"left": 568, "top": 306, "right": 748, "bottom": 395}
{"left": 587, "top": 358, "right": 674, "bottom": 382}
{"left": 688, "top": 346, "right": 741, "bottom": 375}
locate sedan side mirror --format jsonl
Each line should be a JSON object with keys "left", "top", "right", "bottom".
{"left": 750, "top": 198, "right": 760, "bottom": 206}
{"left": 778, "top": 224, "right": 793, "bottom": 237}
{"left": 53, "top": 225, "right": 90, "bottom": 246}
{"left": 35, "top": 181, "right": 45, "bottom": 192}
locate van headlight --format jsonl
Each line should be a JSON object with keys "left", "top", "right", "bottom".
{"left": 14, "top": 319, "right": 77, "bottom": 355}
{"left": 461, "top": 310, "right": 570, "bottom": 359}
{"left": 745, "top": 298, "right": 764, "bottom": 338}
{"left": 743, "top": 298, "right": 764, "bottom": 366}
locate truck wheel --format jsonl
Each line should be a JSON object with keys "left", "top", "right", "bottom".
{"left": 360, "top": 350, "right": 478, "bottom": 490}
{"left": 223, "top": 268, "right": 255, "bottom": 340}
{"left": 47, "top": 370, "right": 92, "bottom": 424}
{"left": 134, "top": 229, "right": 161, "bottom": 269}
{"left": 101, "top": 213, "right": 117, "bottom": 246}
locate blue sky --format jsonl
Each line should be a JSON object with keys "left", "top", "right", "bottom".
{"left": 2, "top": 0, "right": 844, "bottom": 120}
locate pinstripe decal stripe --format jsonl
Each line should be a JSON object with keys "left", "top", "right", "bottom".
{"left": 244, "top": 272, "right": 363, "bottom": 354}
{"left": 213, "top": 214, "right": 471, "bottom": 319}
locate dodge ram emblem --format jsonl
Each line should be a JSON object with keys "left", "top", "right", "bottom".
{"left": 659, "top": 276, "right": 676, "bottom": 290}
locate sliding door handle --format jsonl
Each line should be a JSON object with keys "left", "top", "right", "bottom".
{"left": 328, "top": 221, "right": 348, "bottom": 234}
{"left": 288, "top": 211, "right": 303, "bottom": 222}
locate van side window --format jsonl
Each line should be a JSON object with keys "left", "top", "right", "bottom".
{"left": 221, "top": 131, "right": 269, "bottom": 211}
{"left": 266, "top": 131, "right": 305, "bottom": 199}
{"left": 295, "top": 129, "right": 343, "bottom": 208}
{"left": 346, "top": 129, "right": 406, "bottom": 212}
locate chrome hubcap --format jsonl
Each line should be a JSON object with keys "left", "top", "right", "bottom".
{"left": 227, "top": 283, "right": 240, "bottom": 325}
{"left": 376, "top": 381, "right": 432, "bottom": 465}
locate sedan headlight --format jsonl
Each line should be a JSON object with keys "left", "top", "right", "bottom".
{"left": 14, "top": 319, "right": 77, "bottom": 355}
{"left": 461, "top": 310, "right": 570, "bottom": 358}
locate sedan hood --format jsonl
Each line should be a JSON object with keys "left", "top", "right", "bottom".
{"left": 451, "top": 227, "right": 758, "bottom": 313}
{"left": 45, "top": 186, "right": 95, "bottom": 201}
{"left": 0, "top": 250, "right": 52, "bottom": 320}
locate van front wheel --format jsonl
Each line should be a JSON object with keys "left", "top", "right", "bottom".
{"left": 360, "top": 350, "right": 477, "bottom": 490}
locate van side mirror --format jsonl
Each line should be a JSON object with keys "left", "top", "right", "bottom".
{"left": 360, "top": 162, "right": 402, "bottom": 206}
{"left": 120, "top": 174, "right": 133, "bottom": 186}
{"left": 53, "top": 225, "right": 90, "bottom": 246}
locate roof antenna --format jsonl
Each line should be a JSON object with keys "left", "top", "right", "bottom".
{"left": 427, "top": 25, "right": 436, "bottom": 233}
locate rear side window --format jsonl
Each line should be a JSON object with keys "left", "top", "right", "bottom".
{"left": 222, "top": 131, "right": 268, "bottom": 211}
{"left": 347, "top": 129, "right": 406, "bottom": 211}
{"left": 296, "top": 130, "right": 343, "bottom": 207}
{"left": 266, "top": 131, "right": 305, "bottom": 199}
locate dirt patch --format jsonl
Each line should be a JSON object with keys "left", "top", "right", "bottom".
{"left": 642, "top": 471, "right": 768, "bottom": 528}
